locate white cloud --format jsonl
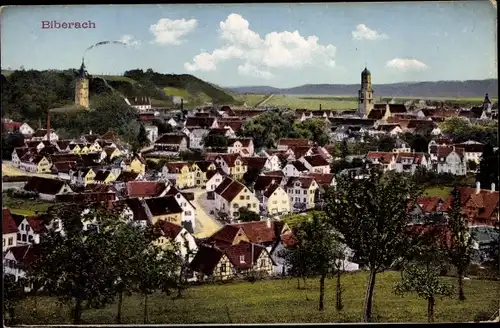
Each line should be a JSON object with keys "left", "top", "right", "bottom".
{"left": 386, "top": 58, "right": 428, "bottom": 71}
{"left": 352, "top": 24, "right": 388, "bottom": 41}
{"left": 183, "top": 13, "right": 336, "bottom": 78}
{"left": 150, "top": 18, "right": 197, "bottom": 45}
{"left": 119, "top": 34, "right": 141, "bottom": 47}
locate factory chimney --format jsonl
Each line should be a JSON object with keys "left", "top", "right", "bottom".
{"left": 46, "top": 110, "right": 51, "bottom": 142}
{"left": 180, "top": 98, "right": 184, "bottom": 111}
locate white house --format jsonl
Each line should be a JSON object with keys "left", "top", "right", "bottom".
{"left": 189, "top": 128, "right": 209, "bottom": 150}
{"left": 282, "top": 161, "right": 309, "bottom": 177}
{"left": 19, "top": 123, "right": 35, "bottom": 136}
{"left": 167, "top": 117, "right": 178, "bottom": 128}
{"left": 3, "top": 244, "right": 39, "bottom": 286}
{"left": 227, "top": 138, "right": 255, "bottom": 157}
{"left": 157, "top": 222, "right": 199, "bottom": 264}
{"left": 165, "top": 186, "right": 197, "bottom": 231}
{"left": 394, "top": 152, "right": 429, "bottom": 174}
{"left": 298, "top": 155, "right": 331, "bottom": 174}
{"left": 30, "top": 129, "right": 59, "bottom": 141}
{"left": 436, "top": 147, "right": 467, "bottom": 176}
{"left": 206, "top": 170, "right": 225, "bottom": 195}
{"left": 125, "top": 96, "right": 152, "bottom": 111}
{"left": 454, "top": 140, "right": 484, "bottom": 164}
{"left": 285, "top": 177, "right": 319, "bottom": 212}
{"left": 264, "top": 154, "right": 282, "bottom": 171}
{"left": 145, "top": 125, "right": 159, "bottom": 144}
{"left": 3, "top": 209, "right": 19, "bottom": 251}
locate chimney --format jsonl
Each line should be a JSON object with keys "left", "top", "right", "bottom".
{"left": 181, "top": 98, "right": 184, "bottom": 111}
{"left": 491, "top": 182, "right": 495, "bottom": 193}
{"left": 46, "top": 110, "right": 51, "bottom": 142}
{"left": 319, "top": 104, "right": 322, "bottom": 110}
{"left": 266, "top": 217, "right": 271, "bottom": 228}
{"left": 476, "top": 181, "right": 481, "bottom": 194}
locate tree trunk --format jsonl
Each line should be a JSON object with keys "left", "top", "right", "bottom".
{"left": 297, "top": 278, "right": 301, "bottom": 289}
{"left": 319, "top": 274, "right": 326, "bottom": 311}
{"left": 116, "top": 290, "right": 123, "bottom": 324}
{"left": 457, "top": 272, "right": 465, "bottom": 301}
{"left": 72, "top": 298, "right": 82, "bottom": 324}
{"left": 143, "top": 293, "right": 148, "bottom": 324}
{"left": 303, "top": 277, "right": 307, "bottom": 289}
{"left": 336, "top": 269, "right": 343, "bottom": 311}
{"left": 177, "top": 266, "right": 185, "bottom": 298}
{"left": 362, "top": 269, "right": 377, "bottom": 322}
{"left": 427, "top": 296, "right": 435, "bottom": 323}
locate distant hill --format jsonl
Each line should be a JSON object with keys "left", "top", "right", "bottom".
{"left": 228, "top": 79, "right": 498, "bottom": 98}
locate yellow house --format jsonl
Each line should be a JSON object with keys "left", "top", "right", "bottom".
{"left": 124, "top": 155, "right": 146, "bottom": 175}
{"left": 262, "top": 184, "right": 291, "bottom": 215}
{"left": 162, "top": 162, "right": 195, "bottom": 189}
{"left": 192, "top": 161, "right": 217, "bottom": 187}
{"left": 144, "top": 196, "right": 183, "bottom": 226}
{"left": 94, "top": 170, "right": 117, "bottom": 184}
{"left": 78, "top": 144, "right": 90, "bottom": 154}
{"left": 286, "top": 176, "right": 319, "bottom": 211}
{"left": 104, "top": 146, "right": 121, "bottom": 161}
{"left": 68, "top": 144, "right": 81, "bottom": 154}
{"left": 216, "top": 154, "right": 247, "bottom": 181}
{"left": 88, "top": 141, "right": 102, "bottom": 153}
{"left": 35, "top": 156, "right": 52, "bottom": 174}
{"left": 214, "top": 177, "right": 259, "bottom": 219}
{"left": 75, "top": 168, "right": 96, "bottom": 186}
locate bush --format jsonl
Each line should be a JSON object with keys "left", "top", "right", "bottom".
{"left": 474, "top": 311, "right": 493, "bottom": 322}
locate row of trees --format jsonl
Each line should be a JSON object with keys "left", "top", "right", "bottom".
{"left": 239, "top": 111, "right": 330, "bottom": 149}
{"left": 4, "top": 203, "right": 191, "bottom": 325}
{"left": 283, "top": 169, "right": 479, "bottom": 322}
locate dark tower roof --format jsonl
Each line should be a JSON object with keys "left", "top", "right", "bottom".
{"left": 361, "top": 67, "right": 371, "bottom": 76}
{"left": 484, "top": 93, "right": 491, "bottom": 104}
{"left": 78, "top": 59, "right": 89, "bottom": 79}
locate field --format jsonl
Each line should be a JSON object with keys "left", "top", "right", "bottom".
{"left": 234, "top": 94, "right": 270, "bottom": 107}
{"left": 265, "top": 94, "right": 358, "bottom": 110}
{"left": 2, "top": 193, "right": 53, "bottom": 215}
{"left": 13, "top": 271, "right": 498, "bottom": 324}
{"left": 95, "top": 75, "right": 138, "bottom": 84}
{"left": 423, "top": 186, "right": 453, "bottom": 198}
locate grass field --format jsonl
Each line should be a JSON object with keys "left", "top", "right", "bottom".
{"left": 2, "top": 193, "right": 53, "bottom": 215}
{"left": 424, "top": 186, "right": 453, "bottom": 198}
{"left": 95, "top": 75, "right": 138, "bottom": 84}
{"left": 163, "top": 87, "right": 191, "bottom": 99}
{"left": 13, "top": 271, "right": 499, "bottom": 324}
{"left": 234, "top": 94, "right": 270, "bottom": 107}
{"left": 265, "top": 94, "right": 358, "bottom": 110}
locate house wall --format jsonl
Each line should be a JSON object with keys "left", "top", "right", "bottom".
{"left": 266, "top": 186, "right": 291, "bottom": 215}
{"left": 127, "top": 159, "right": 146, "bottom": 174}
{"left": 36, "top": 157, "right": 52, "bottom": 174}
{"left": 20, "top": 123, "right": 34, "bottom": 135}
{"left": 11, "top": 151, "right": 20, "bottom": 167}
{"left": 282, "top": 164, "right": 300, "bottom": 177}
{"left": 151, "top": 213, "right": 182, "bottom": 226}
{"left": 206, "top": 173, "right": 223, "bottom": 192}
{"left": 438, "top": 152, "right": 466, "bottom": 176}
{"left": 172, "top": 192, "right": 196, "bottom": 230}
{"left": 230, "top": 159, "right": 247, "bottom": 181}
{"left": 3, "top": 251, "right": 26, "bottom": 282}
{"left": 230, "top": 189, "right": 259, "bottom": 219}
{"left": 212, "top": 255, "right": 235, "bottom": 281}
{"left": 287, "top": 182, "right": 318, "bottom": 211}
{"left": 16, "top": 218, "right": 37, "bottom": 245}
{"left": 3, "top": 232, "right": 17, "bottom": 251}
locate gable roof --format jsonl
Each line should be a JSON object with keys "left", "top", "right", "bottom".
{"left": 189, "top": 244, "right": 224, "bottom": 275}
{"left": 302, "top": 155, "right": 329, "bottom": 167}
{"left": 227, "top": 138, "right": 252, "bottom": 148}
{"left": 242, "top": 157, "right": 267, "bottom": 170}
{"left": 207, "top": 225, "right": 246, "bottom": 248}
{"left": 26, "top": 216, "right": 48, "bottom": 234}
{"left": 24, "top": 177, "right": 68, "bottom": 195}
{"left": 93, "top": 170, "right": 112, "bottom": 182}
{"left": 215, "top": 178, "right": 247, "bottom": 203}
{"left": 231, "top": 221, "right": 286, "bottom": 244}
{"left": 126, "top": 181, "right": 167, "bottom": 198}
{"left": 160, "top": 221, "right": 184, "bottom": 239}
{"left": 367, "top": 151, "right": 394, "bottom": 164}
{"left": 278, "top": 138, "right": 311, "bottom": 148}
{"left": 394, "top": 152, "right": 427, "bottom": 164}
{"left": 286, "top": 176, "right": 316, "bottom": 189}
{"left": 144, "top": 196, "right": 183, "bottom": 216}
{"left": 185, "top": 116, "right": 216, "bottom": 129}
{"left": 367, "top": 108, "right": 386, "bottom": 119}
{"left": 417, "top": 196, "right": 444, "bottom": 213}
{"left": 3, "top": 208, "right": 19, "bottom": 234}
{"left": 305, "top": 173, "right": 335, "bottom": 187}
{"left": 288, "top": 160, "right": 308, "bottom": 172}
{"left": 217, "top": 153, "right": 242, "bottom": 166}
{"left": 154, "top": 133, "right": 187, "bottom": 145}
{"left": 115, "top": 171, "right": 140, "bottom": 182}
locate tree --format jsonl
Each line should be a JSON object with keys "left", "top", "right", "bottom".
{"left": 28, "top": 203, "right": 119, "bottom": 324}
{"left": 293, "top": 214, "right": 341, "bottom": 311}
{"left": 296, "top": 118, "right": 330, "bottom": 146}
{"left": 375, "top": 135, "right": 396, "bottom": 152}
{"left": 152, "top": 118, "right": 173, "bottom": 135}
{"left": 2, "top": 131, "right": 25, "bottom": 160}
{"left": 445, "top": 187, "right": 474, "bottom": 301}
{"left": 3, "top": 274, "right": 26, "bottom": 325}
{"left": 340, "top": 139, "right": 349, "bottom": 159}
{"left": 202, "top": 134, "right": 228, "bottom": 151}
{"left": 476, "top": 143, "right": 499, "bottom": 188}
{"left": 467, "top": 160, "right": 478, "bottom": 172}
{"left": 238, "top": 207, "right": 261, "bottom": 222}
{"left": 324, "top": 169, "right": 422, "bottom": 322}
{"left": 137, "top": 124, "right": 150, "bottom": 148}
{"left": 394, "top": 227, "right": 454, "bottom": 323}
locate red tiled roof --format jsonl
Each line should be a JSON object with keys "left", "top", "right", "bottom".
{"left": 208, "top": 225, "right": 245, "bottom": 245}
{"left": 2, "top": 208, "right": 19, "bottom": 234}
{"left": 217, "top": 179, "right": 246, "bottom": 203}
{"left": 254, "top": 175, "right": 283, "bottom": 191}
{"left": 126, "top": 181, "right": 167, "bottom": 198}
{"left": 306, "top": 173, "right": 335, "bottom": 187}
{"left": 225, "top": 242, "right": 267, "bottom": 269}
{"left": 417, "top": 196, "right": 444, "bottom": 213}
{"left": 289, "top": 160, "right": 308, "bottom": 172}
{"left": 278, "top": 138, "right": 312, "bottom": 148}
{"left": 185, "top": 116, "right": 216, "bottom": 128}
{"left": 231, "top": 221, "right": 283, "bottom": 244}
{"left": 165, "top": 162, "right": 189, "bottom": 173}
{"left": 24, "top": 177, "right": 68, "bottom": 195}
{"left": 217, "top": 153, "right": 242, "bottom": 167}
{"left": 26, "top": 216, "right": 48, "bottom": 234}
{"left": 442, "top": 187, "right": 499, "bottom": 224}
{"left": 405, "top": 224, "right": 453, "bottom": 249}
{"left": 189, "top": 244, "right": 224, "bottom": 275}
{"left": 144, "top": 196, "right": 183, "bottom": 216}
{"left": 160, "top": 221, "right": 184, "bottom": 239}
{"left": 288, "top": 146, "right": 312, "bottom": 159}
{"left": 154, "top": 133, "right": 187, "bottom": 145}
{"left": 302, "top": 155, "right": 329, "bottom": 167}
{"left": 367, "top": 151, "right": 394, "bottom": 164}
{"left": 286, "top": 176, "right": 315, "bottom": 189}
{"left": 394, "top": 152, "right": 426, "bottom": 164}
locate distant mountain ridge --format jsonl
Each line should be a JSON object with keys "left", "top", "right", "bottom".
{"left": 227, "top": 79, "right": 498, "bottom": 98}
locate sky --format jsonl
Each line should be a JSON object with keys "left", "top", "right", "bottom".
{"left": 1, "top": 2, "right": 497, "bottom": 88}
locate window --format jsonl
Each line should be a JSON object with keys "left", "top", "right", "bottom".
{"left": 295, "top": 190, "right": 299, "bottom": 194}
{"left": 240, "top": 195, "right": 244, "bottom": 200}
{"left": 252, "top": 203, "right": 256, "bottom": 208}
{"left": 221, "top": 264, "right": 226, "bottom": 273}
{"left": 20, "top": 224, "right": 24, "bottom": 231}
{"left": 239, "top": 255, "right": 246, "bottom": 263}
{"left": 176, "top": 194, "right": 181, "bottom": 198}
{"left": 233, "top": 203, "right": 239, "bottom": 209}
{"left": 17, "top": 233, "right": 21, "bottom": 240}
{"left": 245, "top": 195, "right": 250, "bottom": 200}
{"left": 8, "top": 238, "right": 13, "bottom": 246}
{"left": 185, "top": 211, "right": 192, "bottom": 216}
{"left": 29, "top": 235, "right": 33, "bottom": 243}
{"left": 303, "top": 198, "right": 306, "bottom": 203}
{"left": 282, "top": 200, "right": 287, "bottom": 204}
{"left": 272, "top": 200, "right": 277, "bottom": 204}
{"left": 303, "top": 190, "right": 307, "bottom": 195}
{"left": 3, "top": 239, "right": 5, "bottom": 247}
{"left": 26, "top": 226, "right": 30, "bottom": 232}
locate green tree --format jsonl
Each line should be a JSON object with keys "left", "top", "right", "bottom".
{"left": 152, "top": 118, "right": 173, "bottom": 135}
{"left": 476, "top": 143, "right": 499, "bottom": 188}
{"left": 202, "top": 134, "right": 228, "bottom": 151}
{"left": 294, "top": 214, "right": 341, "bottom": 311}
{"left": 446, "top": 187, "right": 475, "bottom": 301}
{"left": 340, "top": 139, "right": 349, "bottom": 159}
{"left": 325, "top": 169, "right": 422, "bottom": 322}
{"left": 137, "top": 124, "right": 150, "bottom": 148}
{"left": 3, "top": 274, "right": 26, "bottom": 325}
{"left": 238, "top": 207, "right": 261, "bottom": 222}
{"left": 28, "top": 203, "right": 119, "bottom": 324}
{"left": 240, "top": 110, "right": 296, "bottom": 149}
{"left": 375, "top": 135, "right": 396, "bottom": 152}
{"left": 296, "top": 118, "right": 330, "bottom": 146}
{"left": 394, "top": 228, "right": 454, "bottom": 323}
{"left": 2, "top": 131, "right": 25, "bottom": 160}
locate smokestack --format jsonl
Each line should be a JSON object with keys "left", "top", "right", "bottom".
{"left": 46, "top": 110, "right": 51, "bottom": 142}
{"left": 476, "top": 181, "right": 481, "bottom": 194}
{"left": 319, "top": 104, "right": 322, "bottom": 110}
{"left": 181, "top": 98, "right": 184, "bottom": 111}
{"left": 491, "top": 183, "right": 496, "bottom": 193}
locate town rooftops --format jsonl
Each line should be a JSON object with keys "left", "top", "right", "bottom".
{"left": 2, "top": 208, "right": 19, "bottom": 234}
{"left": 126, "top": 181, "right": 167, "bottom": 198}
{"left": 214, "top": 177, "right": 247, "bottom": 203}
{"left": 24, "top": 177, "right": 69, "bottom": 195}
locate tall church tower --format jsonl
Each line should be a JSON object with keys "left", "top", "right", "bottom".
{"left": 75, "top": 59, "right": 90, "bottom": 109}
{"left": 358, "top": 67, "right": 374, "bottom": 117}
{"left": 482, "top": 93, "right": 492, "bottom": 114}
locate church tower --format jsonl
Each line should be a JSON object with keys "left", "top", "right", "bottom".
{"left": 358, "top": 67, "right": 374, "bottom": 117}
{"left": 75, "top": 59, "right": 90, "bottom": 109}
{"left": 482, "top": 93, "right": 492, "bottom": 114}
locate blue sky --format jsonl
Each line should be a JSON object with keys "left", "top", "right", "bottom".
{"left": 1, "top": 2, "right": 497, "bottom": 88}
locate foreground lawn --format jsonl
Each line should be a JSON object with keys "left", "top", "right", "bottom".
{"left": 424, "top": 186, "right": 452, "bottom": 198}
{"left": 14, "top": 271, "right": 498, "bottom": 324}
{"left": 2, "top": 193, "right": 53, "bottom": 215}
